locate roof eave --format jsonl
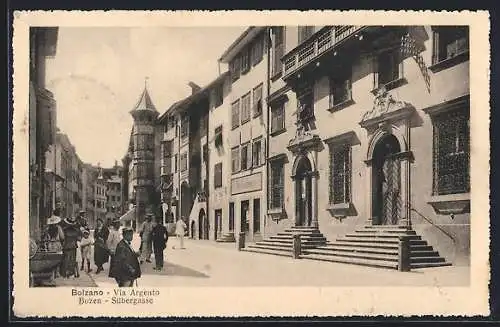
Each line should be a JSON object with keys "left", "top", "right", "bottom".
{"left": 218, "top": 27, "right": 266, "bottom": 63}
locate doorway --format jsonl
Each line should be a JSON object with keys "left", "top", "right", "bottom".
{"left": 198, "top": 208, "right": 209, "bottom": 240}
{"left": 229, "top": 202, "right": 235, "bottom": 232}
{"left": 240, "top": 200, "right": 250, "bottom": 235}
{"left": 371, "top": 134, "right": 402, "bottom": 225}
{"left": 180, "top": 181, "right": 193, "bottom": 223}
{"left": 294, "top": 156, "right": 313, "bottom": 227}
{"left": 214, "top": 209, "right": 222, "bottom": 240}
{"left": 253, "top": 199, "right": 260, "bottom": 234}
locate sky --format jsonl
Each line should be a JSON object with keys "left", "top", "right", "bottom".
{"left": 45, "top": 26, "right": 245, "bottom": 167}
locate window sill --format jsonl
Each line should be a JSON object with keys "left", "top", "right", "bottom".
{"left": 270, "top": 128, "right": 286, "bottom": 137}
{"left": 270, "top": 71, "right": 283, "bottom": 82}
{"left": 429, "top": 51, "right": 469, "bottom": 73}
{"left": 231, "top": 126, "right": 239, "bottom": 131}
{"left": 371, "top": 77, "right": 408, "bottom": 95}
{"left": 427, "top": 192, "right": 470, "bottom": 215}
{"left": 327, "top": 98, "right": 355, "bottom": 113}
{"left": 267, "top": 207, "right": 285, "bottom": 216}
{"left": 326, "top": 202, "right": 352, "bottom": 215}
{"left": 241, "top": 118, "right": 251, "bottom": 125}
{"left": 253, "top": 112, "right": 262, "bottom": 119}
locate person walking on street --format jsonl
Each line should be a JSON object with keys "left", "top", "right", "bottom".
{"left": 93, "top": 218, "right": 110, "bottom": 274}
{"left": 106, "top": 220, "right": 122, "bottom": 259}
{"left": 151, "top": 216, "right": 168, "bottom": 271}
{"left": 108, "top": 227, "right": 141, "bottom": 287}
{"left": 79, "top": 229, "right": 94, "bottom": 273}
{"left": 173, "top": 217, "right": 187, "bottom": 250}
{"left": 139, "top": 214, "right": 153, "bottom": 264}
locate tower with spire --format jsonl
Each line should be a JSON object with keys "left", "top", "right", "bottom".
{"left": 129, "top": 78, "right": 159, "bottom": 226}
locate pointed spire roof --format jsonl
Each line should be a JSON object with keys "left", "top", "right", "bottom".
{"left": 130, "top": 78, "right": 158, "bottom": 114}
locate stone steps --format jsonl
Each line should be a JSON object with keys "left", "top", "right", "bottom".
{"left": 242, "top": 224, "right": 451, "bottom": 270}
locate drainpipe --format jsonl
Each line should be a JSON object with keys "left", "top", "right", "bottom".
{"left": 177, "top": 117, "right": 181, "bottom": 223}
{"left": 265, "top": 27, "right": 272, "bottom": 233}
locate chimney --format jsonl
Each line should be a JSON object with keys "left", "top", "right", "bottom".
{"left": 188, "top": 82, "right": 201, "bottom": 95}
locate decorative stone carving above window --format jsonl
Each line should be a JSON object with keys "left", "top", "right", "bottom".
{"left": 359, "top": 85, "right": 415, "bottom": 130}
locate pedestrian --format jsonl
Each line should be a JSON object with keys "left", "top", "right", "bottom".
{"left": 173, "top": 217, "right": 187, "bottom": 250}
{"left": 93, "top": 218, "right": 110, "bottom": 274}
{"left": 106, "top": 219, "right": 122, "bottom": 258}
{"left": 79, "top": 229, "right": 94, "bottom": 273}
{"left": 42, "top": 209, "right": 64, "bottom": 253}
{"left": 108, "top": 227, "right": 141, "bottom": 287}
{"left": 151, "top": 216, "right": 168, "bottom": 271}
{"left": 60, "top": 216, "right": 82, "bottom": 278}
{"left": 139, "top": 214, "right": 153, "bottom": 264}
{"left": 42, "top": 210, "right": 65, "bottom": 283}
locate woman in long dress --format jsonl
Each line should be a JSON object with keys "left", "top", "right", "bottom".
{"left": 60, "top": 217, "right": 82, "bottom": 278}
{"left": 93, "top": 218, "right": 109, "bottom": 274}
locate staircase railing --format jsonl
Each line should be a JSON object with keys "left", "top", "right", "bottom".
{"left": 407, "top": 204, "right": 456, "bottom": 244}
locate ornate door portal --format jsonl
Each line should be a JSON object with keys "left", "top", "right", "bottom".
{"left": 295, "top": 157, "right": 313, "bottom": 227}
{"left": 372, "top": 134, "right": 402, "bottom": 225}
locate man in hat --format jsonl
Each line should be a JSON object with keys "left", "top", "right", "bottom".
{"left": 138, "top": 214, "right": 153, "bottom": 264}
{"left": 151, "top": 216, "right": 168, "bottom": 271}
{"left": 109, "top": 227, "right": 141, "bottom": 287}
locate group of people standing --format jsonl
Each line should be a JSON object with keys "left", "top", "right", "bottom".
{"left": 43, "top": 208, "right": 91, "bottom": 278}
{"left": 137, "top": 214, "right": 169, "bottom": 271}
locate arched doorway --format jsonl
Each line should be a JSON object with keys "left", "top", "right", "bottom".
{"left": 371, "top": 134, "right": 402, "bottom": 225}
{"left": 190, "top": 220, "right": 196, "bottom": 239}
{"left": 294, "top": 156, "right": 313, "bottom": 227}
{"left": 198, "top": 209, "right": 208, "bottom": 240}
{"left": 180, "top": 181, "right": 192, "bottom": 224}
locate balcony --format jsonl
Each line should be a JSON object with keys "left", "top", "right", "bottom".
{"left": 282, "top": 26, "right": 366, "bottom": 80}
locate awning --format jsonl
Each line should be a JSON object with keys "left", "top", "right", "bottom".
{"left": 119, "top": 207, "right": 136, "bottom": 222}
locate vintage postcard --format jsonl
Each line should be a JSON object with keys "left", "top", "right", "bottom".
{"left": 12, "top": 10, "right": 490, "bottom": 318}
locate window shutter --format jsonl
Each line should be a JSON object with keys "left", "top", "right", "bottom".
{"left": 247, "top": 145, "right": 252, "bottom": 169}
{"left": 260, "top": 138, "right": 266, "bottom": 165}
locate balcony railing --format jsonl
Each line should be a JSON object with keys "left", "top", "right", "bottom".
{"left": 282, "top": 26, "right": 365, "bottom": 78}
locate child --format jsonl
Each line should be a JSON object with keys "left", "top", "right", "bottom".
{"left": 79, "top": 229, "right": 94, "bottom": 273}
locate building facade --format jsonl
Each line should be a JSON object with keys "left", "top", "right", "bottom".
{"left": 264, "top": 25, "right": 470, "bottom": 265}
{"left": 219, "top": 27, "right": 269, "bottom": 243}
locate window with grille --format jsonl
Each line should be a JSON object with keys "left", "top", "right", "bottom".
{"left": 214, "top": 162, "right": 223, "bottom": 188}
{"left": 251, "top": 34, "right": 264, "bottom": 66}
{"left": 268, "top": 160, "right": 284, "bottom": 209}
{"left": 432, "top": 108, "right": 470, "bottom": 195}
{"left": 329, "top": 68, "right": 352, "bottom": 108}
{"left": 298, "top": 26, "right": 314, "bottom": 43}
{"left": 241, "top": 92, "right": 251, "bottom": 123}
{"left": 253, "top": 84, "right": 263, "bottom": 117}
{"left": 231, "top": 147, "right": 240, "bottom": 173}
{"left": 432, "top": 26, "right": 469, "bottom": 65}
{"left": 329, "top": 143, "right": 351, "bottom": 204}
{"left": 214, "top": 125, "right": 223, "bottom": 147}
{"left": 241, "top": 49, "right": 251, "bottom": 74}
{"left": 231, "top": 100, "right": 240, "bottom": 129}
{"left": 272, "top": 27, "right": 284, "bottom": 76}
{"left": 180, "top": 153, "right": 188, "bottom": 172}
{"left": 376, "top": 49, "right": 402, "bottom": 87}
{"left": 296, "top": 86, "right": 314, "bottom": 123}
{"left": 241, "top": 144, "right": 250, "bottom": 170}
{"left": 252, "top": 139, "right": 262, "bottom": 167}
{"left": 271, "top": 102, "right": 285, "bottom": 134}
